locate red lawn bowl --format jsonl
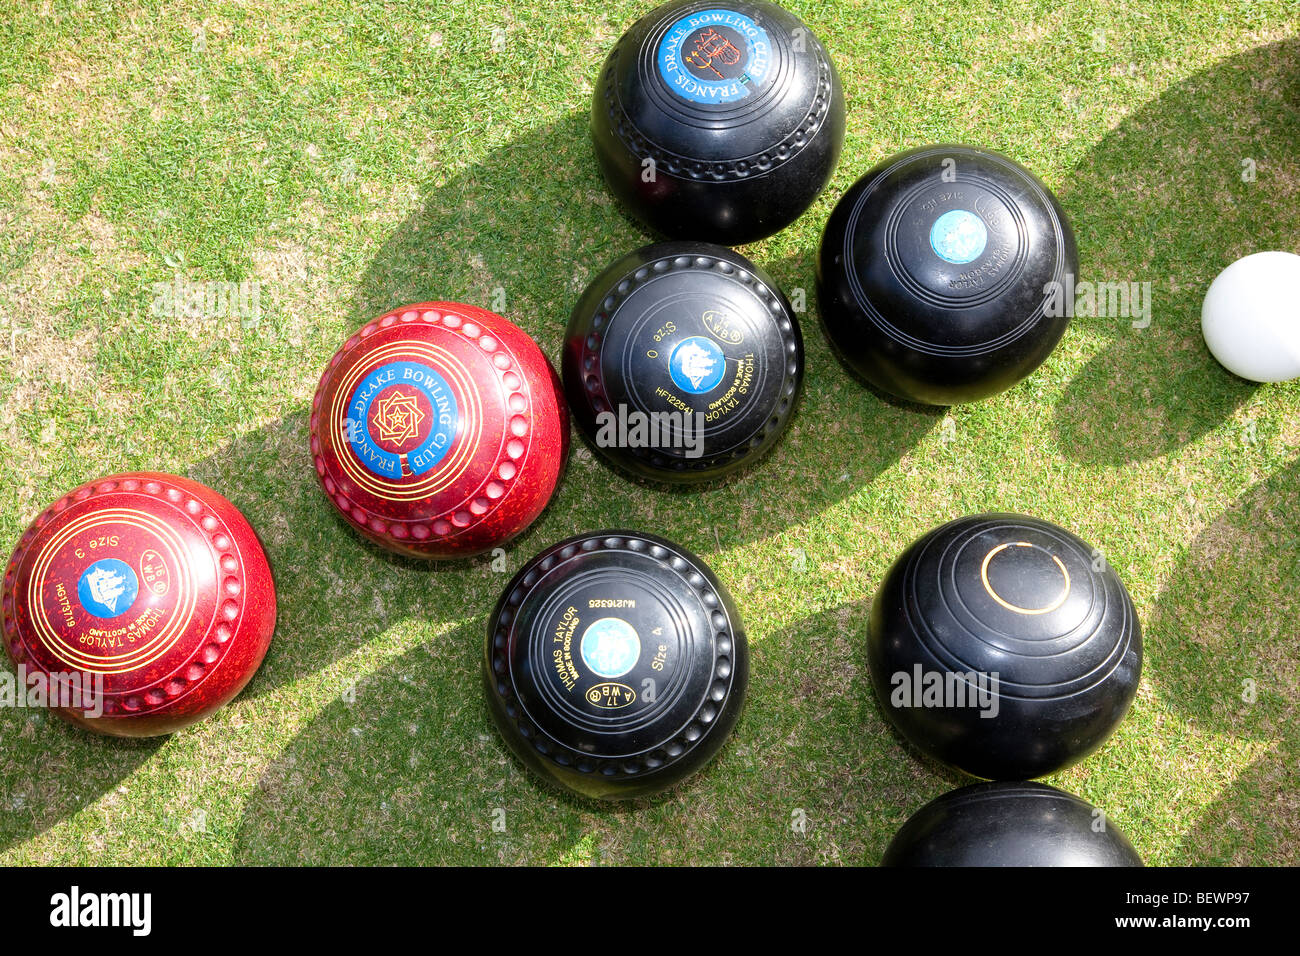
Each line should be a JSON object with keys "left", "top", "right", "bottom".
{"left": 2, "top": 473, "right": 277, "bottom": 737}
{"left": 310, "top": 303, "right": 569, "bottom": 559}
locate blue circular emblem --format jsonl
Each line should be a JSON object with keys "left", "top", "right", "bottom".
{"left": 77, "top": 558, "right": 139, "bottom": 619}
{"left": 669, "top": 336, "right": 727, "bottom": 394}
{"left": 347, "top": 361, "right": 460, "bottom": 479}
{"left": 580, "top": 618, "right": 642, "bottom": 678}
{"left": 930, "top": 209, "right": 988, "bottom": 265}
{"left": 656, "top": 9, "right": 773, "bottom": 105}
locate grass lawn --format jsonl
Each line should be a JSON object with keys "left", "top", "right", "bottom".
{"left": 1, "top": 0, "right": 1297, "bottom": 865}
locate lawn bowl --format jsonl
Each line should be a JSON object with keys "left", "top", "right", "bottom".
{"left": 311, "top": 303, "right": 570, "bottom": 559}
{"left": 485, "top": 530, "right": 748, "bottom": 800}
{"left": 2, "top": 473, "right": 277, "bottom": 737}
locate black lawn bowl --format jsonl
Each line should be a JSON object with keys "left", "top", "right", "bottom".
{"left": 591, "top": 0, "right": 845, "bottom": 245}
{"left": 867, "top": 513, "right": 1141, "bottom": 780}
{"left": 564, "top": 241, "right": 802, "bottom": 484}
{"left": 484, "top": 530, "right": 748, "bottom": 800}
{"left": 818, "top": 144, "right": 1078, "bottom": 405}
{"left": 883, "top": 781, "right": 1143, "bottom": 867}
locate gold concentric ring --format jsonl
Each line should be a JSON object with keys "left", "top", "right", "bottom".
{"left": 979, "top": 541, "right": 1070, "bottom": 616}
{"left": 26, "top": 509, "right": 200, "bottom": 674}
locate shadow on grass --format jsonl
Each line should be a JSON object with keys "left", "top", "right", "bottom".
{"left": 233, "top": 620, "right": 596, "bottom": 865}
{"left": 1053, "top": 37, "right": 1299, "bottom": 466}
{"left": 1144, "top": 458, "right": 1300, "bottom": 864}
{"left": 350, "top": 108, "right": 630, "bottom": 340}
{"left": 741, "top": 599, "right": 965, "bottom": 863}
{"left": 229, "top": 599, "right": 955, "bottom": 864}
{"left": 0, "top": 710, "right": 163, "bottom": 853}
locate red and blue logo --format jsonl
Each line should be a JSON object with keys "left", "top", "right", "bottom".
{"left": 347, "top": 361, "right": 460, "bottom": 479}
{"left": 656, "top": 9, "right": 772, "bottom": 105}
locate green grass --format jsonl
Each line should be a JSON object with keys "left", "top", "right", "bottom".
{"left": 1, "top": 0, "right": 1298, "bottom": 865}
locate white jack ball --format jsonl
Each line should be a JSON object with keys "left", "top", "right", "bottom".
{"left": 1201, "top": 251, "right": 1300, "bottom": 383}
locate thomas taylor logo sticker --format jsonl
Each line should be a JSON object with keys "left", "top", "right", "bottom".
{"left": 656, "top": 9, "right": 772, "bottom": 105}
{"left": 669, "top": 336, "right": 726, "bottom": 393}
{"left": 580, "top": 617, "right": 642, "bottom": 679}
{"left": 930, "top": 209, "right": 989, "bottom": 265}
{"left": 76, "top": 559, "right": 139, "bottom": 619}
{"left": 345, "top": 361, "right": 459, "bottom": 479}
